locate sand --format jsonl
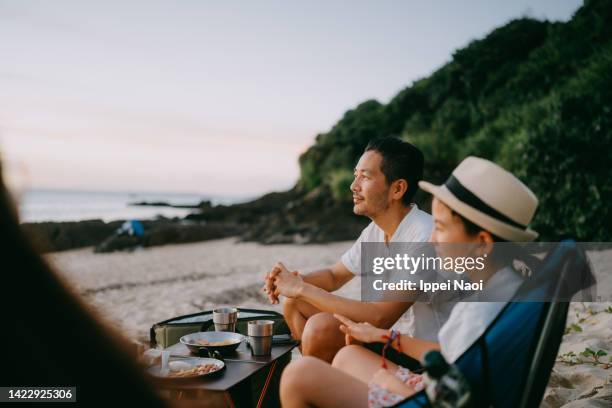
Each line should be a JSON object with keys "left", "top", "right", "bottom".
{"left": 47, "top": 238, "right": 611, "bottom": 407}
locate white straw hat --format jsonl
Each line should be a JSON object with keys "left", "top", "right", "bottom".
{"left": 419, "top": 156, "right": 538, "bottom": 242}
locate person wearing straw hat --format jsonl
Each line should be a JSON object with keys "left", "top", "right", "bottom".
{"left": 279, "top": 156, "right": 541, "bottom": 408}
{"left": 419, "top": 155, "right": 539, "bottom": 243}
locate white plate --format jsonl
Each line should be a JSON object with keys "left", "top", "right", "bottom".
{"left": 147, "top": 356, "right": 225, "bottom": 379}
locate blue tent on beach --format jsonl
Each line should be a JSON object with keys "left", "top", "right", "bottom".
{"left": 118, "top": 220, "right": 144, "bottom": 237}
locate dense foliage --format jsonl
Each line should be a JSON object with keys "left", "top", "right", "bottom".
{"left": 298, "top": 0, "right": 612, "bottom": 241}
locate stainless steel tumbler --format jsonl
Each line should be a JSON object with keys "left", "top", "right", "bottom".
{"left": 247, "top": 320, "right": 274, "bottom": 356}
{"left": 213, "top": 307, "right": 238, "bottom": 332}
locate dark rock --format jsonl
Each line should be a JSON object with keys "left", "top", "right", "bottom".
{"left": 93, "top": 221, "right": 244, "bottom": 253}
{"left": 129, "top": 201, "right": 203, "bottom": 209}
{"left": 186, "top": 189, "right": 301, "bottom": 223}
{"left": 22, "top": 183, "right": 367, "bottom": 253}
{"left": 21, "top": 219, "right": 123, "bottom": 252}
{"left": 142, "top": 221, "right": 241, "bottom": 248}
{"left": 237, "top": 185, "right": 368, "bottom": 244}
{"left": 197, "top": 200, "right": 213, "bottom": 210}
{"left": 22, "top": 218, "right": 245, "bottom": 253}
{"left": 128, "top": 201, "right": 172, "bottom": 207}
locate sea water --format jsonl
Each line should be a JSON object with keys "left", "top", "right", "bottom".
{"left": 17, "top": 189, "right": 243, "bottom": 223}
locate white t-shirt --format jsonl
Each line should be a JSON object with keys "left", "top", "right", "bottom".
{"left": 341, "top": 205, "right": 451, "bottom": 342}
{"left": 341, "top": 204, "right": 433, "bottom": 275}
{"left": 438, "top": 266, "right": 524, "bottom": 363}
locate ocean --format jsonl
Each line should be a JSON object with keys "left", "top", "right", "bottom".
{"left": 17, "top": 189, "right": 244, "bottom": 223}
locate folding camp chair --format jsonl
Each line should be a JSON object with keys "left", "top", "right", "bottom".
{"left": 394, "top": 241, "right": 593, "bottom": 408}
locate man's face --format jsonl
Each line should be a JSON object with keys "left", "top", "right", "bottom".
{"left": 350, "top": 150, "right": 391, "bottom": 217}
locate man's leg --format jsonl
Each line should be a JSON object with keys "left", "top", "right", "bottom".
{"left": 283, "top": 299, "right": 346, "bottom": 362}
{"left": 283, "top": 297, "right": 321, "bottom": 340}
{"left": 301, "top": 312, "right": 347, "bottom": 363}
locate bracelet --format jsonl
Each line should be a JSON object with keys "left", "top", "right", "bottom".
{"left": 392, "top": 331, "right": 401, "bottom": 351}
{"left": 380, "top": 329, "right": 401, "bottom": 369}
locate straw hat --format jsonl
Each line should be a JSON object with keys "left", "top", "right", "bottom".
{"left": 419, "top": 156, "right": 538, "bottom": 242}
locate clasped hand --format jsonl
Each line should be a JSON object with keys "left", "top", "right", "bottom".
{"left": 262, "top": 262, "right": 303, "bottom": 303}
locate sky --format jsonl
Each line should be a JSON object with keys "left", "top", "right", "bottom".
{"left": 0, "top": 0, "right": 582, "bottom": 198}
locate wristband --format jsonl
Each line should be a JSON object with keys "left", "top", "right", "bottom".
{"left": 380, "top": 329, "right": 401, "bottom": 369}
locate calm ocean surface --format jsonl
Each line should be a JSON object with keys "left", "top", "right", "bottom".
{"left": 17, "top": 189, "right": 245, "bottom": 223}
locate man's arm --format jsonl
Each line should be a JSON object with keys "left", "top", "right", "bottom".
{"left": 297, "top": 283, "right": 411, "bottom": 328}
{"left": 300, "top": 261, "right": 355, "bottom": 292}
{"left": 273, "top": 262, "right": 412, "bottom": 328}
{"left": 263, "top": 261, "right": 353, "bottom": 303}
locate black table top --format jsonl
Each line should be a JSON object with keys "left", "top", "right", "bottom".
{"left": 155, "top": 340, "right": 297, "bottom": 391}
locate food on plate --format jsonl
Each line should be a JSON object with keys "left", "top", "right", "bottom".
{"left": 168, "top": 361, "right": 192, "bottom": 372}
{"left": 167, "top": 363, "right": 220, "bottom": 378}
{"left": 195, "top": 339, "right": 236, "bottom": 347}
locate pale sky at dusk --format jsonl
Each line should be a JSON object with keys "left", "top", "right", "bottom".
{"left": 0, "top": 0, "right": 581, "bottom": 197}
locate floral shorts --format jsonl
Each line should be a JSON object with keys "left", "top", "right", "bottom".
{"left": 368, "top": 366, "right": 424, "bottom": 408}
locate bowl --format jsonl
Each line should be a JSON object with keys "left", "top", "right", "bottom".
{"left": 180, "top": 331, "right": 244, "bottom": 355}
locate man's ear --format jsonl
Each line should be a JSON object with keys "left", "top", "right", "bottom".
{"left": 392, "top": 179, "right": 408, "bottom": 200}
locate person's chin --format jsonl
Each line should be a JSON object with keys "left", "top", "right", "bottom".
{"left": 352, "top": 202, "right": 367, "bottom": 215}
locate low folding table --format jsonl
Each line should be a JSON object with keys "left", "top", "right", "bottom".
{"left": 153, "top": 340, "right": 297, "bottom": 408}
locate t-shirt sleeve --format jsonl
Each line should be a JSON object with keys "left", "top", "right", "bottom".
{"left": 340, "top": 225, "right": 368, "bottom": 275}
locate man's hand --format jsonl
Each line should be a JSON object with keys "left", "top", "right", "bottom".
{"left": 272, "top": 262, "right": 304, "bottom": 299}
{"left": 262, "top": 264, "right": 283, "bottom": 304}
{"left": 334, "top": 314, "right": 388, "bottom": 345}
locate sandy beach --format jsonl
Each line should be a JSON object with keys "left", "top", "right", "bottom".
{"left": 47, "top": 238, "right": 611, "bottom": 407}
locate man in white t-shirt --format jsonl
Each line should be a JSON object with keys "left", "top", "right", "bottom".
{"left": 263, "top": 137, "right": 450, "bottom": 363}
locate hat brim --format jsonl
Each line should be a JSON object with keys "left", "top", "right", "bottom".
{"left": 419, "top": 181, "right": 538, "bottom": 242}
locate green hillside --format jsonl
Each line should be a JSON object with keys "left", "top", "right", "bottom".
{"left": 298, "top": 0, "right": 612, "bottom": 241}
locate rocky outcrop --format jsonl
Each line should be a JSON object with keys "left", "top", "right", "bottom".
{"left": 239, "top": 186, "right": 367, "bottom": 244}
{"left": 21, "top": 219, "right": 123, "bottom": 252}
{"left": 23, "top": 219, "right": 243, "bottom": 253}
{"left": 185, "top": 186, "right": 368, "bottom": 245}
{"left": 22, "top": 186, "right": 368, "bottom": 253}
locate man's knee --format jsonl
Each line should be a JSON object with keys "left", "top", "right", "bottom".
{"left": 283, "top": 297, "right": 308, "bottom": 340}
{"left": 303, "top": 312, "right": 339, "bottom": 340}
{"left": 301, "top": 312, "right": 343, "bottom": 354}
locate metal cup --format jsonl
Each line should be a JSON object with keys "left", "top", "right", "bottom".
{"left": 247, "top": 320, "right": 274, "bottom": 356}
{"left": 213, "top": 307, "right": 238, "bottom": 332}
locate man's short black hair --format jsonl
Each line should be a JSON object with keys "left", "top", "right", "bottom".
{"left": 365, "top": 137, "right": 424, "bottom": 205}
